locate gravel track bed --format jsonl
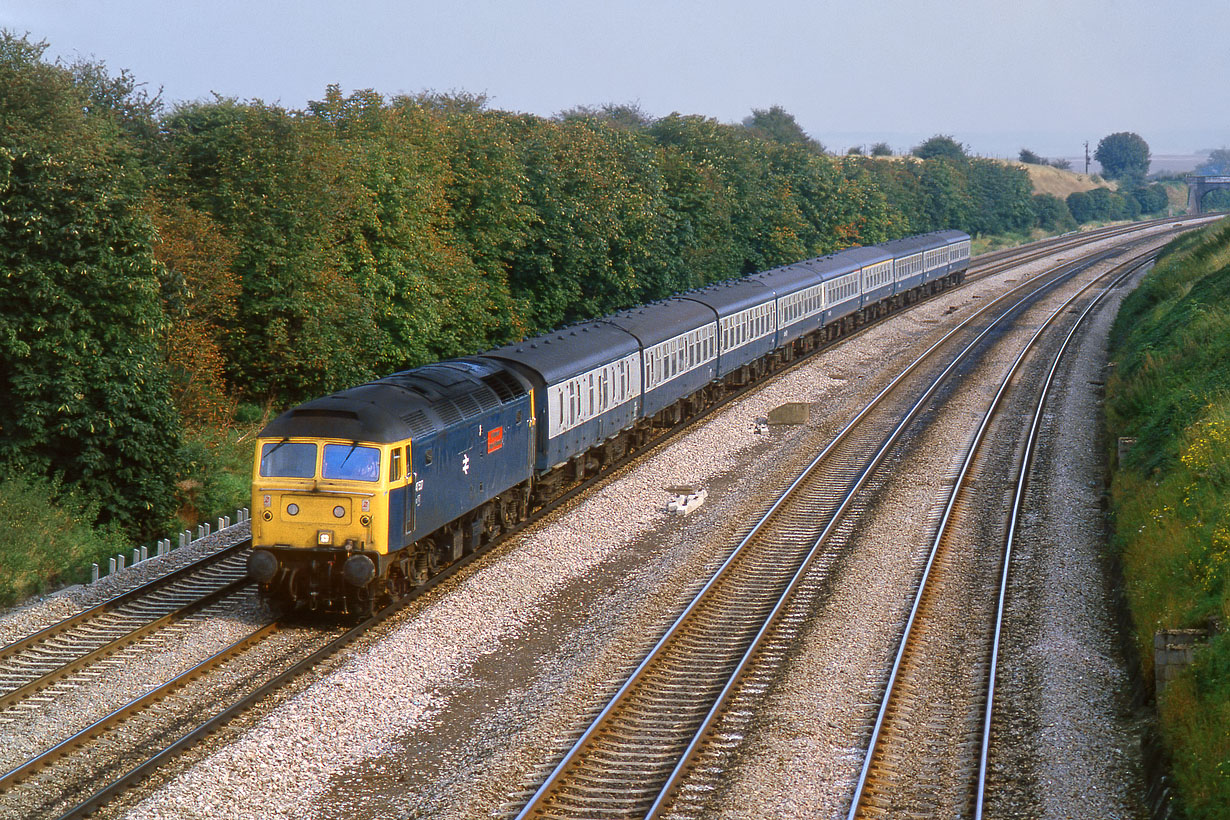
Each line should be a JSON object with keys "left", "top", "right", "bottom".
{"left": 111, "top": 253, "right": 1033, "bottom": 820}
{"left": 0, "top": 225, "right": 1182, "bottom": 820}
{"left": 0, "top": 589, "right": 265, "bottom": 773}
{"left": 705, "top": 240, "right": 1175, "bottom": 818}
{"left": 0, "top": 523, "right": 251, "bottom": 649}
{"left": 982, "top": 262, "right": 1153, "bottom": 820}
{"left": 0, "top": 622, "right": 338, "bottom": 820}
{"left": 698, "top": 260, "right": 1086, "bottom": 819}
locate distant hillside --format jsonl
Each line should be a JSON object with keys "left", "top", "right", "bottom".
{"left": 1008, "top": 161, "right": 1112, "bottom": 198}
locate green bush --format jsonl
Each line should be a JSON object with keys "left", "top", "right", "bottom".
{"left": 174, "top": 417, "right": 266, "bottom": 529}
{"left": 0, "top": 473, "right": 128, "bottom": 606}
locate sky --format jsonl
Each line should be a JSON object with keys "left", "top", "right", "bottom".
{"left": 2, "top": 0, "right": 1227, "bottom": 161}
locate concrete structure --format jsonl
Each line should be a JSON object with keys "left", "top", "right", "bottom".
{"left": 1153, "top": 628, "right": 1207, "bottom": 695}
{"left": 1186, "top": 175, "right": 1230, "bottom": 214}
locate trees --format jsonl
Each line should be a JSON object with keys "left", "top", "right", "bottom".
{"left": 147, "top": 198, "right": 239, "bottom": 429}
{"left": 308, "top": 88, "right": 526, "bottom": 371}
{"left": 651, "top": 114, "right": 808, "bottom": 275}
{"left": 917, "top": 159, "right": 973, "bottom": 230}
{"left": 966, "top": 159, "right": 1035, "bottom": 235}
{"left": 1032, "top": 194, "right": 1076, "bottom": 232}
{"left": 1019, "top": 148, "right": 1045, "bottom": 165}
{"left": 1094, "top": 132, "right": 1150, "bottom": 182}
{"left": 509, "top": 115, "right": 668, "bottom": 329}
{"left": 870, "top": 142, "right": 893, "bottom": 157}
{"left": 0, "top": 34, "right": 181, "bottom": 535}
{"left": 912, "top": 134, "right": 968, "bottom": 162}
{"left": 1066, "top": 187, "right": 1137, "bottom": 223}
{"left": 741, "top": 105, "right": 824, "bottom": 153}
{"left": 159, "top": 98, "right": 381, "bottom": 400}
{"left": 1129, "top": 183, "right": 1169, "bottom": 215}
{"left": 1196, "top": 148, "right": 1230, "bottom": 175}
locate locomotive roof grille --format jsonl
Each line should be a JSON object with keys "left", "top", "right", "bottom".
{"left": 435, "top": 400, "right": 464, "bottom": 426}
{"left": 454, "top": 393, "right": 484, "bottom": 417}
{"left": 481, "top": 371, "right": 522, "bottom": 402}
{"left": 401, "top": 409, "right": 436, "bottom": 439}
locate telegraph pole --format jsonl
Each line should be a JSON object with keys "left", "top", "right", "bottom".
{"left": 1084, "top": 141, "right": 1090, "bottom": 175}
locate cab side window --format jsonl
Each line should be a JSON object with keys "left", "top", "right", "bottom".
{"left": 389, "top": 447, "right": 403, "bottom": 482}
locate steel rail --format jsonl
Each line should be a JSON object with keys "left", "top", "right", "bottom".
{"left": 515, "top": 242, "right": 1124, "bottom": 820}
{"left": 845, "top": 245, "right": 1163, "bottom": 819}
{"left": 3, "top": 219, "right": 1195, "bottom": 820}
{"left": 971, "top": 250, "right": 1155, "bottom": 818}
{"left": 29, "top": 230, "right": 1055, "bottom": 820}
{"left": 50, "top": 591, "right": 412, "bottom": 820}
{"left": 0, "top": 539, "right": 251, "bottom": 663}
{"left": 0, "top": 620, "right": 281, "bottom": 793}
{"left": 0, "top": 576, "right": 252, "bottom": 711}
{"left": 2, "top": 214, "right": 1209, "bottom": 665}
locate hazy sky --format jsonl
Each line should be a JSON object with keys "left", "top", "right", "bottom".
{"left": 3, "top": 0, "right": 1227, "bottom": 158}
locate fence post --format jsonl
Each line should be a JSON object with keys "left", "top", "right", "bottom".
{"left": 92, "top": 563, "right": 99, "bottom": 583}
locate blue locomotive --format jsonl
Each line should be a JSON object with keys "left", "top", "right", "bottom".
{"left": 248, "top": 230, "right": 971, "bottom": 611}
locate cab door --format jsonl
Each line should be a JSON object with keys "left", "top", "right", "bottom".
{"left": 386, "top": 444, "right": 412, "bottom": 545}
{"left": 400, "top": 444, "right": 414, "bottom": 539}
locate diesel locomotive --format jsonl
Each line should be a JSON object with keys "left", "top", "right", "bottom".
{"left": 248, "top": 230, "right": 971, "bottom": 612}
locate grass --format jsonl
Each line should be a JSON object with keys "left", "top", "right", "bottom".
{"left": 1106, "top": 216, "right": 1230, "bottom": 819}
{"left": 0, "top": 473, "right": 129, "bottom": 606}
{"left": 0, "top": 405, "right": 267, "bottom": 608}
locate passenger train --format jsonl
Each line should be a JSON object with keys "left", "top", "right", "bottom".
{"left": 248, "top": 230, "right": 972, "bottom": 611}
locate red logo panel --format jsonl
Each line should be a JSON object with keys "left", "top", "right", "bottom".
{"left": 487, "top": 426, "right": 504, "bottom": 453}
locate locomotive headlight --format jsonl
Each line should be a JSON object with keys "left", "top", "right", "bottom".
{"left": 287, "top": 503, "right": 300, "bottom": 516}
{"left": 333, "top": 505, "right": 345, "bottom": 519}
{"left": 317, "top": 530, "right": 334, "bottom": 546}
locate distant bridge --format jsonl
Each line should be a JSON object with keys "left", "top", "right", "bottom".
{"left": 1187, "top": 175, "right": 1230, "bottom": 214}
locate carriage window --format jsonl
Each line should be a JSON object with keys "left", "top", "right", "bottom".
{"left": 323, "top": 444, "right": 381, "bottom": 482}
{"left": 260, "top": 442, "right": 317, "bottom": 478}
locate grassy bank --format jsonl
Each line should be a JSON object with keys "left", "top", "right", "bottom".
{"left": 0, "top": 410, "right": 264, "bottom": 608}
{"left": 1106, "top": 217, "right": 1230, "bottom": 819}
{"left": 0, "top": 474, "right": 129, "bottom": 606}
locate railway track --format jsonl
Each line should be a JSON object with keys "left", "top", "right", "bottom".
{"left": 0, "top": 216, "right": 1209, "bottom": 820}
{"left": 846, "top": 249, "right": 1157, "bottom": 819}
{"left": 0, "top": 540, "right": 252, "bottom": 715}
{"left": 507, "top": 234, "right": 1159, "bottom": 819}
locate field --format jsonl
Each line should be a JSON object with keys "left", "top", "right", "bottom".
{"left": 1013, "top": 161, "right": 1111, "bottom": 198}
